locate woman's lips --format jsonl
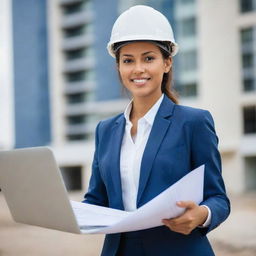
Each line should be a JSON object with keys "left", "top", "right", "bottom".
{"left": 131, "top": 78, "right": 151, "bottom": 85}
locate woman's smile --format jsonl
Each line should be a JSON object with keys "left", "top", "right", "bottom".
{"left": 130, "top": 77, "right": 151, "bottom": 86}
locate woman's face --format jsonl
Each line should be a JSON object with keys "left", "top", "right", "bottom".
{"left": 118, "top": 41, "right": 172, "bottom": 100}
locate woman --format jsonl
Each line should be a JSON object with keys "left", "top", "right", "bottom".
{"left": 83, "top": 5, "right": 230, "bottom": 256}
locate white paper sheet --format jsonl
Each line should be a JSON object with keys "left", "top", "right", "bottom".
{"left": 71, "top": 200, "right": 130, "bottom": 227}
{"left": 72, "top": 165, "right": 204, "bottom": 234}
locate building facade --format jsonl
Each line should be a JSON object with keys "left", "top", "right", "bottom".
{"left": 92, "top": 0, "right": 256, "bottom": 194}
{"left": 12, "top": 0, "right": 51, "bottom": 148}
{"left": 0, "top": 0, "right": 14, "bottom": 150}
{"left": 171, "top": 0, "right": 256, "bottom": 194}
{"left": 4, "top": 0, "right": 256, "bottom": 194}
{"left": 48, "top": 0, "right": 128, "bottom": 190}
{"left": 236, "top": 0, "right": 256, "bottom": 192}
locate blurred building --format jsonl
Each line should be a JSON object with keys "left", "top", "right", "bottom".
{"left": 48, "top": 0, "right": 256, "bottom": 194}
{"left": 13, "top": 0, "right": 51, "bottom": 148}
{"left": 48, "top": 0, "right": 128, "bottom": 190}
{"left": 173, "top": 0, "right": 256, "bottom": 194}
{"left": 0, "top": 0, "right": 14, "bottom": 150}
{"left": 1, "top": 0, "right": 51, "bottom": 149}
{"left": 2, "top": 0, "right": 256, "bottom": 194}
{"left": 116, "top": 0, "right": 256, "bottom": 195}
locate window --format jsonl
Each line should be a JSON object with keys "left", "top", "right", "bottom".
{"left": 240, "top": 0, "right": 254, "bottom": 13}
{"left": 66, "top": 71, "right": 86, "bottom": 82}
{"left": 65, "top": 48, "right": 86, "bottom": 60}
{"left": 60, "top": 166, "right": 82, "bottom": 191}
{"left": 245, "top": 156, "right": 256, "bottom": 191}
{"left": 243, "top": 78, "right": 255, "bottom": 91}
{"left": 63, "top": 25, "right": 85, "bottom": 38}
{"left": 67, "top": 115, "right": 86, "bottom": 124}
{"left": 62, "top": 2, "right": 84, "bottom": 14}
{"left": 66, "top": 93, "right": 86, "bottom": 104}
{"left": 243, "top": 106, "right": 256, "bottom": 134}
{"left": 242, "top": 53, "right": 254, "bottom": 68}
{"left": 61, "top": 0, "right": 90, "bottom": 14}
{"left": 240, "top": 27, "right": 255, "bottom": 92}
{"left": 181, "top": 17, "right": 196, "bottom": 37}
{"left": 175, "top": 82, "right": 197, "bottom": 97}
{"left": 175, "top": 1, "right": 197, "bottom": 99}
{"left": 66, "top": 134, "right": 88, "bottom": 141}
{"left": 65, "top": 70, "right": 95, "bottom": 83}
{"left": 180, "top": 51, "right": 197, "bottom": 71}
{"left": 241, "top": 27, "right": 253, "bottom": 45}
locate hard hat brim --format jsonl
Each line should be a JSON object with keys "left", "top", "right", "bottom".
{"left": 107, "top": 39, "right": 179, "bottom": 58}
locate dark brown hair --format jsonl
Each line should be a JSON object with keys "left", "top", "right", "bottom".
{"left": 115, "top": 42, "right": 179, "bottom": 104}
{"left": 159, "top": 48, "right": 179, "bottom": 104}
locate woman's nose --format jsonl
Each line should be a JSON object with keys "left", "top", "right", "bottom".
{"left": 133, "top": 61, "right": 145, "bottom": 73}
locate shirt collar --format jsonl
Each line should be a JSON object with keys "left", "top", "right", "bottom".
{"left": 124, "top": 94, "right": 164, "bottom": 126}
{"left": 124, "top": 101, "right": 133, "bottom": 123}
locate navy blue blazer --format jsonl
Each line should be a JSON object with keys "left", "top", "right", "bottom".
{"left": 83, "top": 95, "right": 230, "bottom": 256}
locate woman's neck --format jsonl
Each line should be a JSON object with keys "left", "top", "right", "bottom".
{"left": 130, "top": 93, "right": 162, "bottom": 120}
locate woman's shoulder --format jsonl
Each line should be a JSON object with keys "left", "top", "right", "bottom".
{"left": 174, "top": 104, "right": 214, "bottom": 124}
{"left": 175, "top": 104, "right": 210, "bottom": 115}
{"left": 97, "top": 113, "right": 124, "bottom": 130}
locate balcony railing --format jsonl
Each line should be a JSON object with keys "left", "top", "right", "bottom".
{"left": 62, "top": 34, "right": 94, "bottom": 50}
{"left": 61, "top": 11, "right": 93, "bottom": 29}
{"left": 64, "top": 81, "right": 95, "bottom": 94}
{"left": 63, "top": 57, "right": 95, "bottom": 72}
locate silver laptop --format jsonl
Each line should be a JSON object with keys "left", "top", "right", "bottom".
{"left": 0, "top": 147, "right": 85, "bottom": 234}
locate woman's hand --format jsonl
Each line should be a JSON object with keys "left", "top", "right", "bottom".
{"left": 162, "top": 201, "right": 208, "bottom": 235}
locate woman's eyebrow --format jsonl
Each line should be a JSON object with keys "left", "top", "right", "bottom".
{"left": 121, "top": 54, "right": 133, "bottom": 57}
{"left": 142, "top": 51, "right": 155, "bottom": 55}
{"left": 121, "top": 51, "right": 156, "bottom": 57}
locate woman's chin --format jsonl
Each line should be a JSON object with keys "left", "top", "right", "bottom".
{"left": 131, "top": 90, "right": 161, "bottom": 100}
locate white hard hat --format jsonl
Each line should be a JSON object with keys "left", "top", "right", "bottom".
{"left": 107, "top": 5, "right": 179, "bottom": 58}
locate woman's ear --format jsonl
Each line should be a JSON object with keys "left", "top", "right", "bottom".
{"left": 164, "top": 57, "right": 172, "bottom": 73}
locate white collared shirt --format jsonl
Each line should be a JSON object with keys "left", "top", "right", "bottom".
{"left": 119, "top": 94, "right": 211, "bottom": 227}
{"left": 120, "top": 94, "right": 164, "bottom": 211}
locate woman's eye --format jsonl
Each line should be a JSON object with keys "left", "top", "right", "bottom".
{"left": 123, "top": 58, "right": 133, "bottom": 64}
{"left": 145, "top": 56, "right": 155, "bottom": 62}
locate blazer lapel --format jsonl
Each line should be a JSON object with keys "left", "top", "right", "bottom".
{"left": 109, "top": 115, "right": 126, "bottom": 209}
{"left": 137, "top": 96, "right": 175, "bottom": 205}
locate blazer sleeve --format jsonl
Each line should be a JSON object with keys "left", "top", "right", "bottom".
{"left": 82, "top": 121, "right": 109, "bottom": 207}
{"left": 190, "top": 110, "right": 230, "bottom": 235}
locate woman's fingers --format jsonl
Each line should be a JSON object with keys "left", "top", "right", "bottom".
{"left": 176, "top": 200, "right": 196, "bottom": 209}
{"left": 162, "top": 201, "right": 208, "bottom": 235}
{"left": 162, "top": 219, "right": 192, "bottom": 235}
